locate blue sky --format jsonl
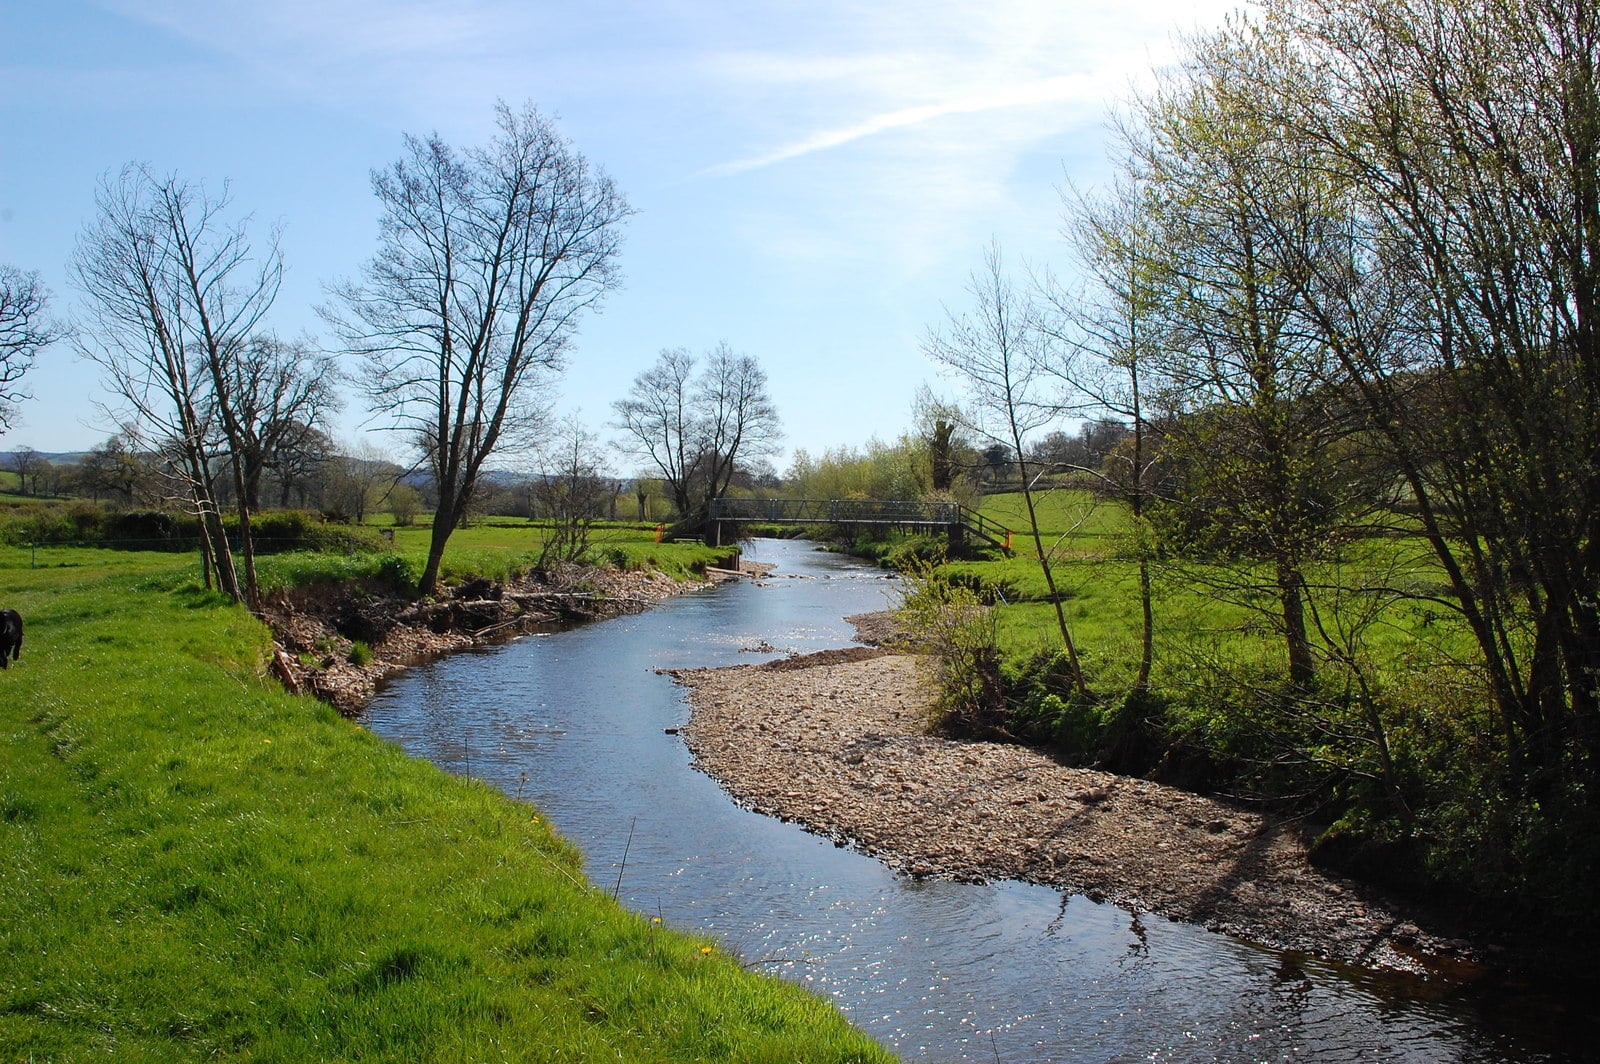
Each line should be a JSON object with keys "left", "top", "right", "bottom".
{"left": 0, "top": 0, "right": 1237, "bottom": 470}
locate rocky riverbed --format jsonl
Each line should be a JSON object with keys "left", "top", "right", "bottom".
{"left": 671, "top": 632, "right": 1481, "bottom": 976}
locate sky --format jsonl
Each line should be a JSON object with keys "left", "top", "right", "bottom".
{"left": 0, "top": 0, "right": 1240, "bottom": 472}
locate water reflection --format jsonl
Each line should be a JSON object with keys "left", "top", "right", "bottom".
{"left": 365, "top": 539, "right": 1570, "bottom": 1063}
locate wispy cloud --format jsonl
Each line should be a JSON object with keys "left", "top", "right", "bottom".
{"left": 702, "top": 72, "right": 1099, "bottom": 177}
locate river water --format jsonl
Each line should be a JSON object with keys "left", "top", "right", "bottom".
{"left": 363, "top": 538, "right": 1573, "bottom": 1063}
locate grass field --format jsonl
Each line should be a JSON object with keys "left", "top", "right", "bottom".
{"left": 957, "top": 489, "right": 1478, "bottom": 688}
{"left": 238, "top": 520, "right": 732, "bottom": 596}
{"left": 0, "top": 541, "right": 892, "bottom": 1062}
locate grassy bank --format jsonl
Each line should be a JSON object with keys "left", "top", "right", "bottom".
{"left": 950, "top": 490, "right": 1476, "bottom": 706}
{"left": 896, "top": 490, "right": 1600, "bottom": 951}
{"left": 0, "top": 544, "right": 892, "bottom": 1062}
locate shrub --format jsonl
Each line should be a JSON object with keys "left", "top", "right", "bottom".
{"left": 249, "top": 510, "right": 388, "bottom": 554}
{"left": 106, "top": 510, "right": 183, "bottom": 549}
{"left": 894, "top": 559, "right": 1006, "bottom": 735}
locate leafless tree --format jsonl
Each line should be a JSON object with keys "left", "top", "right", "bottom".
{"left": 217, "top": 334, "right": 342, "bottom": 512}
{"left": 267, "top": 422, "right": 335, "bottom": 508}
{"left": 613, "top": 347, "right": 699, "bottom": 517}
{"left": 72, "top": 165, "right": 282, "bottom": 604}
{"left": 321, "top": 440, "right": 402, "bottom": 525}
{"left": 0, "top": 265, "right": 62, "bottom": 432}
{"left": 924, "top": 241, "right": 1089, "bottom": 697}
{"left": 613, "top": 342, "right": 781, "bottom": 528}
{"left": 326, "top": 100, "right": 631, "bottom": 597}
{"left": 531, "top": 414, "right": 614, "bottom": 564}
{"left": 693, "top": 342, "right": 782, "bottom": 519}
{"left": 1043, "top": 175, "right": 1175, "bottom": 696}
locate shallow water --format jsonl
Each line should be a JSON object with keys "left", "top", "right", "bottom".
{"left": 364, "top": 539, "right": 1574, "bottom": 1063}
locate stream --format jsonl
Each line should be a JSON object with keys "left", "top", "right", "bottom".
{"left": 363, "top": 538, "right": 1575, "bottom": 1063}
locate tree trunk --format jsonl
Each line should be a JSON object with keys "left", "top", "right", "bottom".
{"left": 1277, "top": 559, "right": 1315, "bottom": 688}
{"left": 419, "top": 516, "right": 451, "bottom": 598}
{"left": 197, "top": 523, "right": 215, "bottom": 592}
{"left": 1017, "top": 457, "right": 1089, "bottom": 698}
{"left": 203, "top": 506, "right": 240, "bottom": 603}
{"left": 1135, "top": 552, "right": 1154, "bottom": 694}
{"left": 233, "top": 464, "right": 260, "bottom": 612}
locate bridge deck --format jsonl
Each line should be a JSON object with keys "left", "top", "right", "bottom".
{"left": 709, "top": 498, "right": 960, "bottom": 526}
{"left": 708, "top": 497, "right": 1013, "bottom": 552}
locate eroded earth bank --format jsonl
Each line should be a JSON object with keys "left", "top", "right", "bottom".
{"left": 672, "top": 621, "right": 1482, "bottom": 977}
{"left": 264, "top": 563, "right": 706, "bottom": 714}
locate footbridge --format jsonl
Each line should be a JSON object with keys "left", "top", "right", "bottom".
{"left": 707, "top": 497, "right": 1012, "bottom": 553}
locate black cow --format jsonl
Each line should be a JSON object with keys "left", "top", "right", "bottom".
{"left": 0, "top": 609, "right": 21, "bottom": 668}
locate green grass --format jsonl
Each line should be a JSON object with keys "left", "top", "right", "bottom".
{"left": 0, "top": 546, "right": 892, "bottom": 1062}
{"left": 938, "top": 490, "right": 1494, "bottom": 767}
{"left": 959, "top": 490, "right": 1475, "bottom": 673}
{"left": 366, "top": 522, "right": 730, "bottom": 588}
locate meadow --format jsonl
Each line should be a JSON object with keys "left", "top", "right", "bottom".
{"left": 958, "top": 489, "right": 1482, "bottom": 701}
{"left": 0, "top": 535, "right": 892, "bottom": 1062}
{"left": 917, "top": 489, "right": 1534, "bottom": 912}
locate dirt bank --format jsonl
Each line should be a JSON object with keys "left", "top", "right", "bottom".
{"left": 671, "top": 634, "right": 1481, "bottom": 976}
{"left": 264, "top": 560, "right": 744, "bottom": 714}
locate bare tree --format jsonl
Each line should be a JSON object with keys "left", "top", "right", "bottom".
{"left": 327, "top": 100, "right": 631, "bottom": 597}
{"left": 0, "top": 265, "right": 62, "bottom": 432}
{"left": 321, "top": 440, "right": 402, "bottom": 525}
{"left": 1045, "top": 174, "right": 1174, "bottom": 696}
{"left": 531, "top": 414, "right": 614, "bottom": 564}
{"left": 7, "top": 446, "right": 44, "bottom": 495}
{"left": 693, "top": 341, "right": 782, "bottom": 519}
{"left": 217, "top": 334, "right": 342, "bottom": 511}
{"left": 72, "top": 165, "right": 281, "bottom": 604}
{"left": 268, "top": 422, "right": 335, "bottom": 508}
{"left": 613, "top": 343, "right": 781, "bottom": 529}
{"left": 924, "top": 241, "right": 1089, "bottom": 697}
{"left": 613, "top": 347, "right": 699, "bottom": 517}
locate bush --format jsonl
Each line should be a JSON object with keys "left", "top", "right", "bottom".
{"left": 894, "top": 559, "right": 1006, "bottom": 735}
{"left": 0, "top": 503, "right": 389, "bottom": 555}
{"left": 105, "top": 510, "right": 182, "bottom": 549}
{"left": 1004, "top": 649, "right": 1108, "bottom": 757}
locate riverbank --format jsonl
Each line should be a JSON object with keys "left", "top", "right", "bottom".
{"left": 264, "top": 561, "right": 722, "bottom": 714}
{"left": 1, "top": 547, "right": 893, "bottom": 1062}
{"left": 671, "top": 625, "right": 1482, "bottom": 977}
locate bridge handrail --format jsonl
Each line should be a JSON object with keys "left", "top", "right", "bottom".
{"left": 958, "top": 506, "right": 1011, "bottom": 545}
{"left": 707, "top": 497, "right": 1014, "bottom": 553}
{"left": 709, "top": 497, "right": 961, "bottom": 524}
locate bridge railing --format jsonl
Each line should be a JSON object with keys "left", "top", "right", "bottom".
{"left": 707, "top": 497, "right": 1014, "bottom": 554}
{"left": 958, "top": 506, "right": 1013, "bottom": 550}
{"left": 709, "top": 498, "right": 961, "bottom": 525}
